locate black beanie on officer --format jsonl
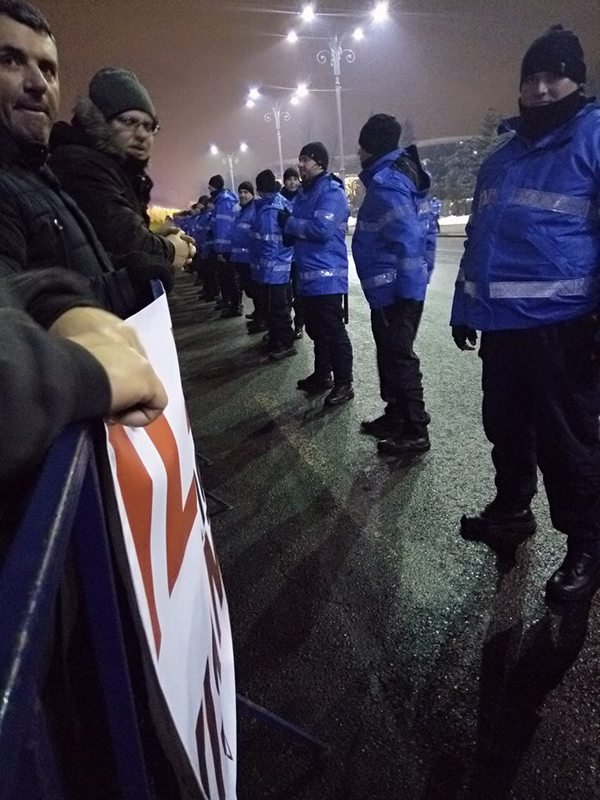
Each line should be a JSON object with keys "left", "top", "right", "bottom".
{"left": 208, "top": 174, "right": 224, "bottom": 191}
{"left": 255, "top": 169, "right": 278, "bottom": 194}
{"left": 358, "top": 114, "right": 401, "bottom": 157}
{"left": 299, "top": 142, "right": 329, "bottom": 171}
{"left": 520, "top": 25, "right": 586, "bottom": 87}
{"left": 238, "top": 180, "right": 254, "bottom": 195}
{"left": 89, "top": 68, "right": 158, "bottom": 124}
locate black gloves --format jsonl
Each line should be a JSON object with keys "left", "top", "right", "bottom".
{"left": 452, "top": 326, "right": 478, "bottom": 350}
{"left": 277, "top": 209, "right": 291, "bottom": 229}
{"left": 123, "top": 251, "right": 174, "bottom": 304}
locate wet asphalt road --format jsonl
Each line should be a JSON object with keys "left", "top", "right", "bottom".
{"left": 171, "top": 238, "right": 600, "bottom": 800}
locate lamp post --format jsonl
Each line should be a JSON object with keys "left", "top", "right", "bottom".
{"left": 286, "top": 2, "right": 390, "bottom": 185}
{"left": 210, "top": 142, "right": 248, "bottom": 190}
{"left": 246, "top": 86, "right": 307, "bottom": 179}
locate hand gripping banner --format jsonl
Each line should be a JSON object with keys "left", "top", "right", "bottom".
{"left": 105, "top": 294, "right": 236, "bottom": 799}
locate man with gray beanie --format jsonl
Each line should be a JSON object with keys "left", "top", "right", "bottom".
{"left": 352, "top": 113, "right": 436, "bottom": 455}
{"left": 49, "top": 67, "right": 194, "bottom": 270}
{"left": 451, "top": 25, "right": 600, "bottom": 604}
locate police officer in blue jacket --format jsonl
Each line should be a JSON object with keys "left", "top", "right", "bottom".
{"left": 207, "top": 174, "right": 237, "bottom": 314}
{"left": 353, "top": 114, "right": 436, "bottom": 455}
{"left": 451, "top": 26, "right": 600, "bottom": 603}
{"left": 280, "top": 142, "right": 354, "bottom": 407}
{"left": 229, "top": 181, "right": 256, "bottom": 317}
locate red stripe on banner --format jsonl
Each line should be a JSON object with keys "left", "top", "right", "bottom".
{"left": 108, "top": 425, "right": 162, "bottom": 655}
{"left": 145, "top": 415, "right": 198, "bottom": 595}
{"left": 203, "top": 661, "right": 226, "bottom": 800}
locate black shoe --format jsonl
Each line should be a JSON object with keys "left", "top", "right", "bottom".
{"left": 247, "top": 320, "right": 268, "bottom": 334}
{"left": 294, "top": 326, "right": 304, "bottom": 340}
{"left": 460, "top": 501, "right": 536, "bottom": 541}
{"left": 220, "top": 307, "right": 243, "bottom": 318}
{"left": 324, "top": 384, "right": 354, "bottom": 407}
{"left": 545, "top": 547, "right": 600, "bottom": 603}
{"left": 268, "top": 345, "right": 297, "bottom": 361}
{"left": 297, "top": 373, "right": 334, "bottom": 394}
{"left": 361, "top": 414, "right": 404, "bottom": 439}
{"left": 377, "top": 433, "right": 430, "bottom": 455}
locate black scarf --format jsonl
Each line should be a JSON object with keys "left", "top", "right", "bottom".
{"left": 518, "top": 90, "right": 587, "bottom": 141}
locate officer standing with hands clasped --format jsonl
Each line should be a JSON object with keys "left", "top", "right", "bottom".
{"left": 451, "top": 25, "right": 600, "bottom": 604}
{"left": 279, "top": 142, "right": 354, "bottom": 407}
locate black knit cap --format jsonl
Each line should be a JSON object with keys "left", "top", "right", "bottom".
{"left": 283, "top": 166, "right": 300, "bottom": 181}
{"left": 238, "top": 180, "right": 254, "bottom": 195}
{"left": 520, "top": 25, "right": 586, "bottom": 86}
{"left": 89, "top": 68, "right": 157, "bottom": 123}
{"left": 255, "top": 169, "right": 278, "bottom": 194}
{"left": 298, "top": 141, "right": 329, "bottom": 171}
{"left": 358, "top": 113, "right": 401, "bottom": 157}
{"left": 208, "top": 174, "right": 224, "bottom": 191}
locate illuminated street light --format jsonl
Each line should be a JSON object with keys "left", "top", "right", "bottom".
{"left": 290, "top": 95, "right": 300, "bottom": 106}
{"left": 296, "top": 82, "right": 309, "bottom": 97}
{"left": 352, "top": 26, "right": 364, "bottom": 41}
{"left": 301, "top": 3, "right": 316, "bottom": 23}
{"left": 371, "top": 1, "right": 388, "bottom": 23}
{"left": 248, "top": 87, "right": 261, "bottom": 100}
{"left": 211, "top": 143, "right": 248, "bottom": 189}
{"left": 246, "top": 99, "right": 255, "bottom": 109}
{"left": 246, "top": 87, "right": 307, "bottom": 178}
{"left": 286, "top": 30, "right": 298, "bottom": 43}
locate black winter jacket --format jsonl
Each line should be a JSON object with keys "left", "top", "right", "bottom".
{"left": 0, "top": 125, "right": 174, "bottom": 317}
{"left": 49, "top": 99, "right": 175, "bottom": 263}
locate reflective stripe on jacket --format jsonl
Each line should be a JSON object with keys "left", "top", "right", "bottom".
{"left": 209, "top": 188, "right": 237, "bottom": 255}
{"left": 284, "top": 172, "right": 349, "bottom": 296}
{"left": 352, "top": 147, "right": 435, "bottom": 308}
{"left": 451, "top": 103, "right": 600, "bottom": 331}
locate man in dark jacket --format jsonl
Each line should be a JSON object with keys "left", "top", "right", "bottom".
{"left": 49, "top": 68, "right": 194, "bottom": 269}
{"left": 0, "top": 1, "right": 173, "bottom": 318}
{"left": 280, "top": 166, "right": 304, "bottom": 339}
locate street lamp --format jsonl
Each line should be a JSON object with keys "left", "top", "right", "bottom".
{"left": 286, "top": 3, "right": 391, "bottom": 185}
{"left": 246, "top": 87, "right": 307, "bottom": 179}
{"left": 210, "top": 143, "right": 248, "bottom": 190}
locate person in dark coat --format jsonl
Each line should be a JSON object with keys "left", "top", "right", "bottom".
{"left": 280, "top": 166, "right": 304, "bottom": 339}
{"left": 49, "top": 67, "right": 194, "bottom": 270}
{"left": 0, "top": 3, "right": 173, "bottom": 317}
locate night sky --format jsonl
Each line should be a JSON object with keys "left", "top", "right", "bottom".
{"left": 41, "top": 0, "right": 599, "bottom": 206}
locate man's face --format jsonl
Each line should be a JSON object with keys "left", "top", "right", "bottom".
{"left": 284, "top": 175, "right": 300, "bottom": 192}
{"left": 298, "top": 154, "right": 322, "bottom": 181}
{"left": 520, "top": 71, "right": 579, "bottom": 107}
{"left": 108, "top": 109, "right": 157, "bottom": 161}
{"left": 0, "top": 15, "right": 59, "bottom": 146}
{"left": 238, "top": 188, "right": 253, "bottom": 205}
{"left": 357, "top": 145, "right": 372, "bottom": 167}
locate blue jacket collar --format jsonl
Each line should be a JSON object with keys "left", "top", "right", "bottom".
{"left": 359, "top": 148, "right": 402, "bottom": 186}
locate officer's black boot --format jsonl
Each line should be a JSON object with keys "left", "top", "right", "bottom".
{"left": 545, "top": 541, "right": 600, "bottom": 603}
{"left": 460, "top": 498, "right": 536, "bottom": 541}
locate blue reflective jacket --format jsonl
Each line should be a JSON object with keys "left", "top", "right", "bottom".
{"left": 252, "top": 193, "right": 293, "bottom": 285}
{"left": 230, "top": 200, "right": 256, "bottom": 264}
{"left": 352, "top": 147, "right": 435, "bottom": 308}
{"left": 451, "top": 102, "right": 600, "bottom": 331}
{"left": 284, "top": 172, "right": 349, "bottom": 296}
{"left": 209, "top": 188, "right": 237, "bottom": 255}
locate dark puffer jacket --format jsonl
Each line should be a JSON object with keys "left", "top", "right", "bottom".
{"left": 49, "top": 98, "right": 175, "bottom": 263}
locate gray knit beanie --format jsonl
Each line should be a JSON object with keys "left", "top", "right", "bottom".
{"left": 89, "top": 68, "right": 157, "bottom": 123}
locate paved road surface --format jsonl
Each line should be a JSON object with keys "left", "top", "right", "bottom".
{"left": 171, "top": 238, "right": 600, "bottom": 800}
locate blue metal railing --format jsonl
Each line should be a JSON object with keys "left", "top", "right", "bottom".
{"left": 0, "top": 425, "right": 152, "bottom": 800}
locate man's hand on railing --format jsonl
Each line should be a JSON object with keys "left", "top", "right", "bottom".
{"left": 50, "top": 307, "right": 167, "bottom": 427}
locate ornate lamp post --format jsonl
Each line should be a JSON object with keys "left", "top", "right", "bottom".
{"left": 210, "top": 142, "right": 248, "bottom": 190}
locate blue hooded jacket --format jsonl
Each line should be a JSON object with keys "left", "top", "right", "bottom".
{"left": 451, "top": 102, "right": 600, "bottom": 331}
{"left": 352, "top": 147, "right": 435, "bottom": 308}
{"left": 284, "top": 172, "right": 349, "bottom": 296}
{"left": 208, "top": 188, "right": 237, "bottom": 256}
{"left": 230, "top": 200, "right": 256, "bottom": 264}
{"left": 252, "top": 193, "right": 293, "bottom": 285}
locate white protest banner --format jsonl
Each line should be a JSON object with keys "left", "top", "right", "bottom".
{"left": 105, "top": 293, "right": 236, "bottom": 800}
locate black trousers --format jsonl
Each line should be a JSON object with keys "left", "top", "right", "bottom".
{"left": 265, "top": 283, "right": 294, "bottom": 348}
{"left": 288, "top": 263, "right": 304, "bottom": 329}
{"left": 371, "top": 299, "right": 429, "bottom": 436}
{"left": 218, "top": 257, "right": 242, "bottom": 310}
{"left": 303, "top": 293, "right": 353, "bottom": 385}
{"left": 205, "top": 251, "right": 221, "bottom": 299}
{"left": 480, "top": 315, "right": 600, "bottom": 545}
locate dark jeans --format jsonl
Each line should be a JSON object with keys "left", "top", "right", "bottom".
{"left": 205, "top": 251, "right": 222, "bottom": 299}
{"left": 265, "top": 283, "right": 294, "bottom": 348}
{"left": 233, "top": 262, "right": 252, "bottom": 300}
{"left": 303, "top": 293, "right": 353, "bottom": 385}
{"left": 480, "top": 315, "right": 600, "bottom": 544}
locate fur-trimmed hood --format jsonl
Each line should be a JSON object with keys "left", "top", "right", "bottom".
{"left": 49, "top": 97, "right": 128, "bottom": 160}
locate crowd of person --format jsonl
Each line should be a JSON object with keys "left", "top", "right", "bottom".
{"left": 0, "top": 0, "right": 599, "bottom": 613}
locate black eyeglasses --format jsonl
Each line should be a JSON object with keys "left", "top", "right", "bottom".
{"left": 114, "top": 115, "right": 160, "bottom": 135}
